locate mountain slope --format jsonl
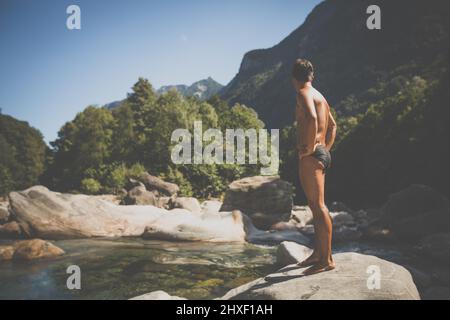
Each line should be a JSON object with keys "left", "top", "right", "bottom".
{"left": 221, "top": 0, "right": 450, "bottom": 129}
{"left": 158, "top": 77, "right": 223, "bottom": 100}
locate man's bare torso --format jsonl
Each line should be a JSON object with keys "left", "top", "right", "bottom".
{"left": 296, "top": 86, "right": 332, "bottom": 156}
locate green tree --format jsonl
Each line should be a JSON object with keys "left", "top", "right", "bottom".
{"left": 0, "top": 114, "right": 46, "bottom": 195}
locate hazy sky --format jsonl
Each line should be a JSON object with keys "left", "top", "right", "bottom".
{"left": 0, "top": 0, "right": 322, "bottom": 143}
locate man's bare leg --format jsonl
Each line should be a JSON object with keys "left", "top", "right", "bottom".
{"left": 297, "top": 158, "right": 321, "bottom": 267}
{"left": 298, "top": 156, "right": 334, "bottom": 273}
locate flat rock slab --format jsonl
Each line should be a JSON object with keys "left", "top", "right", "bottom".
{"left": 220, "top": 251, "right": 420, "bottom": 300}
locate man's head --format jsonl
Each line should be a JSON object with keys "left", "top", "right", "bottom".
{"left": 292, "top": 59, "right": 314, "bottom": 88}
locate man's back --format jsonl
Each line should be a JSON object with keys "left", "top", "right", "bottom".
{"left": 296, "top": 86, "right": 331, "bottom": 153}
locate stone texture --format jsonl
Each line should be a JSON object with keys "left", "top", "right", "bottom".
{"left": 0, "top": 245, "right": 14, "bottom": 261}
{"left": 0, "top": 205, "right": 10, "bottom": 223}
{"left": 170, "top": 197, "right": 202, "bottom": 213}
{"left": 365, "top": 185, "right": 450, "bottom": 242}
{"left": 200, "top": 200, "right": 223, "bottom": 215}
{"left": 220, "top": 248, "right": 420, "bottom": 300}
{"left": 12, "top": 239, "right": 65, "bottom": 260}
{"left": 220, "top": 176, "right": 293, "bottom": 229}
{"left": 142, "top": 210, "right": 246, "bottom": 242}
{"left": 243, "top": 215, "right": 310, "bottom": 246}
{"left": 290, "top": 206, "right": 313, "bottom": 227}
{"left": 0, "top": 221, "right": 23, "bottom": 239}
{"left": 7, "top": 186, "right": 321, "bottom": 245}
{"left": 276, "top": 241, "right": 312, "bottom": 266}
{"left": 138, "top": 172, "right": 179, "bottom": 196}
{"left": 123, "top": 185, "right": 159, "bottom": 206}
{"left": 8, "top": 186, "right": 168, "bottom": 239}
{"left": 0, "top": 239, "right": 64, "bottom": 261}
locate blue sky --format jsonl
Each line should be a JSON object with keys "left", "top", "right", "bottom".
{"left": 0, "top": 0, "right": 321, "bottom": 143}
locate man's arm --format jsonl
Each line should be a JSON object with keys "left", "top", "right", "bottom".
{"left": 297, "top": 93, "right": 318, "bottom": 158}
{"left": 325, "top": 108, "right": 337, "bottom": 151}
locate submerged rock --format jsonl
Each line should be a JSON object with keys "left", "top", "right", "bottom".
{"left": 0, "top": 239, "right": 64, "bottom": 261}
{"left": 220, "top": 245, "right": 420, "bottom": 300}
{"left": 13, "top": 239, "right": 65, "bottom": 260}
{"left": 129, "top": 290, "right": 187, "bottom": 300}
{"left": 0, "top": 246, "right": 14, "bottom": 260}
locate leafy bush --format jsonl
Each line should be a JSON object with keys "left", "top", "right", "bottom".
{"left": 81, "top": 178, "right": 101, "bottom": 194}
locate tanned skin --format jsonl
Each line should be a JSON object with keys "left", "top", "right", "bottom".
{"left": 293, "top": 78, "right": 337, "bottom": 275}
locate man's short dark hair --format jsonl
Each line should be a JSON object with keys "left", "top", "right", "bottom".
{"left": 292, "top": 59, "right": 314, "bottom": 82}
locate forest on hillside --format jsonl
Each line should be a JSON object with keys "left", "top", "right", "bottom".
{"left": 1, "top": 0, "right": 449, "bottom": 209}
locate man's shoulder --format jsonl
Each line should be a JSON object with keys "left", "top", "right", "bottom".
{"left": 296, "top": 88, "right": 314, "bottom": 103}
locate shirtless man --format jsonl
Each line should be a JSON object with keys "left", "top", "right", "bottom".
{"left": 292, "top": 59, "right": 337, "bottom": 275}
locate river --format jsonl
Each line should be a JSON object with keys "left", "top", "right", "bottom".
{"left": 0, "top": 238, "right": 415, "bottom": 300}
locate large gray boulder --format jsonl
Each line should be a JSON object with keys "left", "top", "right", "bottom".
{"left": 373, "top": 185, "right": 450, "bottom": 241}
{"left": 123, "top": 185, "right": 159, "bottom": 206}
{"left": 200, "top": 200, "right": 223, "bottom": 215}
{"left": 8, "top": 186, "right": 306, "bottom": 244}
{"left": 138, "top": 172, "right": 179, "bottom": 197}
{"left": 0, "top": 221, "right": 24, "bottom": 239}
{"left": 0, "top": 205, "right": 10, "bottom": 223}
{"left": 220, "top": 176, "right": 293, "bottom": 229}
{"left": 220, "top": 243, "right": 420, "bottom": 300}
{"left": 170, "top": 197, "right": 202, "bottom": 213}
{"left": 276, "top": 241, "right": 312, "bottom": 266}
{"left": 380, "top": 184, "right": 448, "bottom": 221}
{"left": 142, "top": 210, "right": 247, "bottom": 242}
{"left": 8, "top": 186, "right": 169, "bottom": 239}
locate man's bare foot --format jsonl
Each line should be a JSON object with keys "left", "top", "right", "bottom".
{"left": 302, "top": 260, "right": 335, "bottom": 276}
{"left": 297, "top": 252, "right": 321, "bottom": 268}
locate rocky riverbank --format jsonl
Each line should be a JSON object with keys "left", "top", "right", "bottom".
{"left": 0, "top": 174, "right": 449, "bottom": 299}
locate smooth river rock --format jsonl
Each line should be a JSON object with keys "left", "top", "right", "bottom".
{"left": 142, "top": 210, "right": 247, "bottom": 242}
{"left": 276, "top": 241, "right": 312, "bottom": 266}
{"left": 170, "top": 197, "right": 202, "bottom": 213}
{"left": 139, "top": 172, "right": 180, "bottom": 197}
{"left": 220, "top": 243, "right": 420, "bottom": 300}
{"left": 123, "top": 185, "right": 159, "bottom": 206}
{"left": 9, "top": 186, "right": 168, "bottom": 239}
{"left": 0, "top": 239, "right": 64, "bottom": 261}
{"left": 0, "top": 221, "right": 24, "bottom": 239}
{"left": 0, "top": 205, "right": 10, "bottom": 223}
{"left": 220, "top": 176, "right": 293, "bottom": 229}
{"left": 8, "top": 186, "right": 309, "bottom": 245}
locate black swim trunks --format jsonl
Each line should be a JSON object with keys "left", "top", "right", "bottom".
{"left": 312, "top": 144, "right": 331, "bottom": 171}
